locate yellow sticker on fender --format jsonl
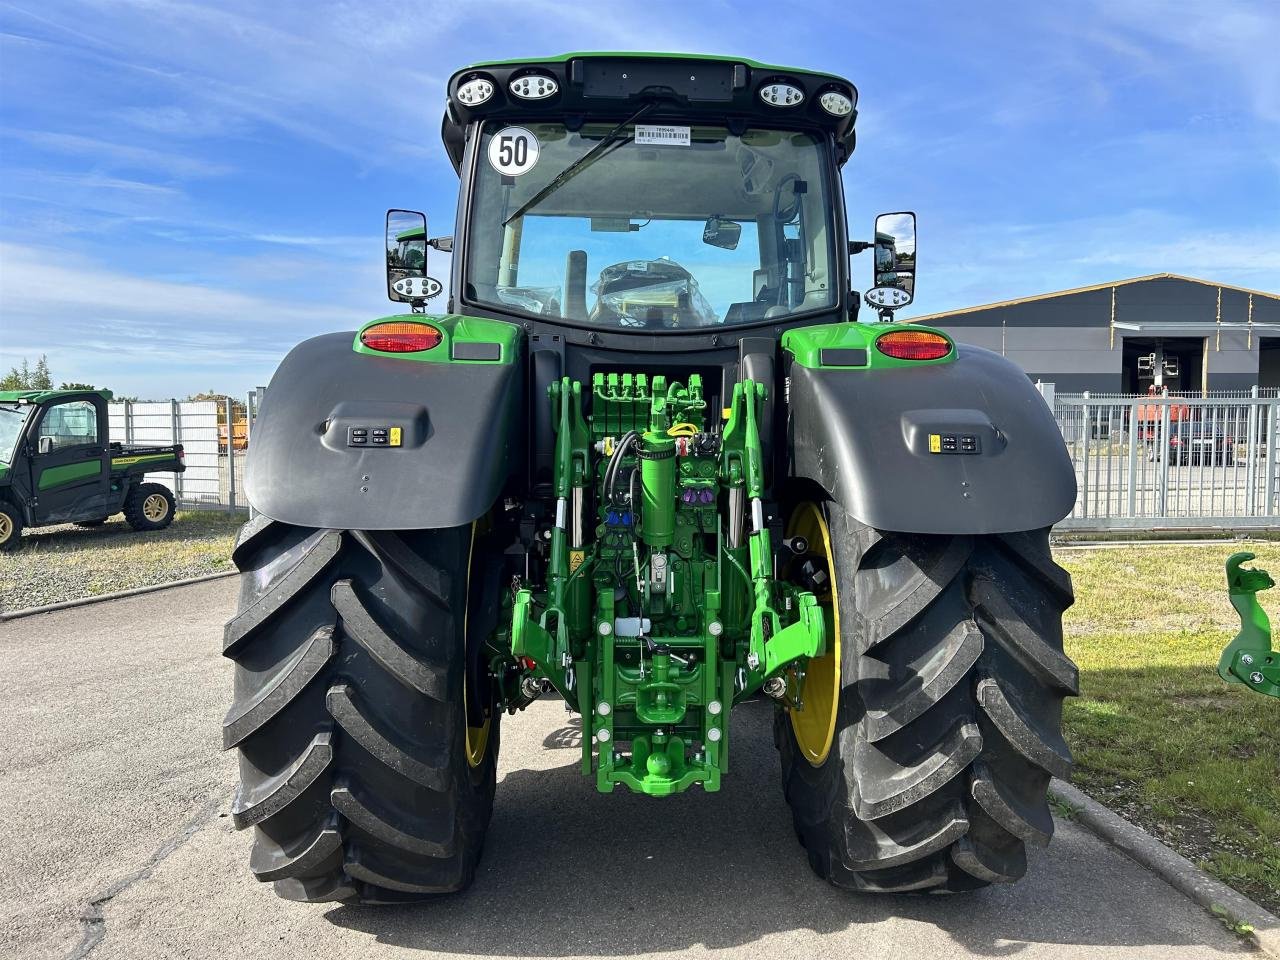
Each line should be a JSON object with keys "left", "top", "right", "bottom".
{"left": 389, "top": 427, "right": 402, "bottom": 447}
{"left": 928, "top": 433, "right": 941, "bottom": 453}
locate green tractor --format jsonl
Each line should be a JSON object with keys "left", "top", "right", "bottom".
{"left": 0, "top": 389, "right": 184, "bottom": 550}
{"left": 225, "top": 53, "right": 1079, "bottom": 903}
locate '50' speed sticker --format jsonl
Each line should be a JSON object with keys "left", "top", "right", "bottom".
{"left": 488, "top": 126, "right": 539, "bottom": 176}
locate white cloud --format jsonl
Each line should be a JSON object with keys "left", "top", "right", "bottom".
{"left": 5, "top": 129, "right": 234, "bottom": 177}
{"left": 0, "top": 241, "right": 371, "bottom": 395}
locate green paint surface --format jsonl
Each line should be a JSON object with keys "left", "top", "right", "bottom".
{"left": 0, "top": 388, "right": 112, "bottom": 404}
{"left": 352, "top": 314, "right": 521, "bottom": 364}
{"left": 38, "top": 459, "right": 102, "bottom": 490}
{"left": 782, "top": 322, "right": 956, "bottom": 370}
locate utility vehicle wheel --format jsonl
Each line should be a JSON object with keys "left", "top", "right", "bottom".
{"left": 0, "top": 502, "right": 22, "bottom": 552}
{"left": 777, "top": 502, "right": 1077, "bottom": 892}
{"left": 222, "top": 517, "right": 500, "bottom": 903}
{"left": 124, "top": 483, "right": 176, "bottom": 531}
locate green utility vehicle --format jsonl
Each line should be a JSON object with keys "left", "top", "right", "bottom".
{"left": 226, "top": 53, "right": 1079, "bottom": 904}
{"left": 0, "top": 389, "right": 183, "bottom": 550}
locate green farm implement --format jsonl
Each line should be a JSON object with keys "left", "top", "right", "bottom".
{"left": 224, "top": 52, "right": 1080, "bottom": 904}
{"left": 1220, "top": 552, "right": 1280, "bottom": 699}
{"left": 0, "top": 389, "right": 183, "bottom": 550}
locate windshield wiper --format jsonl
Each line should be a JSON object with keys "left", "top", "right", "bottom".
{"left": 502, "top": 102, "right": 657, "bottom": 226}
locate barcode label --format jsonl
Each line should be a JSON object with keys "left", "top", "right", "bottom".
{"left": 635, "top": 124, "right": 691, "bottom": 146}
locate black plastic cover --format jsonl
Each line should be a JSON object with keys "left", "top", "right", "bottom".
{"left": 245, "top": 333, "right": 525, "bottom": 530}
{"left": 788, "top": 345, "right": 1076, "bottom": 534}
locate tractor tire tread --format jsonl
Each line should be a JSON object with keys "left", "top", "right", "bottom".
{"left": 780, "top": 511, "right": 1075, "bottom": 894}
{"left": 223, "top": 518, "right": 497, "bottom": 904}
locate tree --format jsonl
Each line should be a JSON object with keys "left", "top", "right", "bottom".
{"left": 0, "top": 356, "right": 50, "bottom": 390}
{"left": 60, "top": 382, "right": 98, "bottom": 391}
{"left": 32, "top": 355, "right": 52, "bottom": 389}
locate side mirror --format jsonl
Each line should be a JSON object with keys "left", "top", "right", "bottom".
{"left": 702, "top": 216, "right": 742, "bottom": 250}
{"left": 865, "top": 211, "right": 916, "bottom": 312}
{"left": 386, "top": 209, "right": 437, "bottom": 305}
{"left": 38, "top": 436, "right": 53, "bottom": 455}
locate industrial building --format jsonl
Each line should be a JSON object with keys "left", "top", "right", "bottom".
{"left": 911, "top": 274, "right": 1280, "bottom": 394}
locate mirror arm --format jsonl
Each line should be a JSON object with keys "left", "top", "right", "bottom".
{"left": 848, "top": 240, "right": 873, "bottom": 255}
{"left": 428, "top": 236, "right": 453, "bottom": 253}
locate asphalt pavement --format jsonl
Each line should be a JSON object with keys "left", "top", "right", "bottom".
{"left": 0, "top": 579, "right": 1248, "bottom": 960}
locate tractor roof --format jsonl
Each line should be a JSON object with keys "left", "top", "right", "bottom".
{"left": 0, "top": 388, "right": 113, "bottom": 405}
{"left": 441, "top": 52, "right": 857, "bottom": 172}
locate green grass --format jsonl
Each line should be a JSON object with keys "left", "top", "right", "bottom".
{"left": 0, "top": 511, "right": 242, "bottom": 613}
{"left": 1058, "top": 542, "right": 1280, "bottom": 914}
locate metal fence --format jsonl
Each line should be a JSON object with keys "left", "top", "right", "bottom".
{"left": 107, "top": 393, "right": 262, "bottom": 512}
{"left": 1052, "top": 390, "right": 1280, "bottom": 531}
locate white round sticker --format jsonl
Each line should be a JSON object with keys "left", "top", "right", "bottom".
{"left": 488, "top": 126, "right": 540, "bottom": 176}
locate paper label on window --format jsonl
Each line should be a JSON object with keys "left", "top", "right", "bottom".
{"left": 635, "top": 124, "right": 690, "bottom": 146}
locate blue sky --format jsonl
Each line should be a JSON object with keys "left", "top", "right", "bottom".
{"left": 1, "top": 0, "right": 1277, "bottom": 398}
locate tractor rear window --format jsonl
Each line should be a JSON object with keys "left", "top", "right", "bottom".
{"left": 465, "top": 122, "right": 837, "bottom": 330}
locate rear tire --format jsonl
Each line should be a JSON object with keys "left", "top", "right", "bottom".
{"left": 778, "top": 505, "right": 1077, "bottom": 892}
{"left": 222, "top": 516, "right": 499, "bottom": 903}
{"left": 124, "top": 483, "right": 176, "bottom": 531}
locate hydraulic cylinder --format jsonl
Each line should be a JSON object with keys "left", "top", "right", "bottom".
{"left": 639, "top": 432, "right": 676, "bottom": 548}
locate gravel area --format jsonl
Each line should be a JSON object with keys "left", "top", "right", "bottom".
{"left": 0, "top": 511, "right": 242, "bottom": 614}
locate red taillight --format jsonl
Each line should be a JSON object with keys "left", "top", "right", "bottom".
{"left": 875, "top": 330, "right": 952, "bottom": 361}
{"left": 359, "top": 321, "right": 443, "bottom": 353}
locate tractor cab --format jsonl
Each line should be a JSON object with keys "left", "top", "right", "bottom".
{"left": 392, "top": 54, "right": 893, "bottom": 344}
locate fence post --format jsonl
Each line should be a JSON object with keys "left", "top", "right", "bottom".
{"left": 1079, "top": 396, "right": 1090, "bottom": 518}
{"left": 225, "top": 396, "right": 236, "bottom": 513}
{"left": 1158, "top": 401, "right": 1170, "bottom": 517}
{"left": 1126, "top": 399, "right": 1138, "bottom": 518}
{"left": 244, "top": 391, "right": 255, "bottom": 447}
{"left": 123, "top": 399, "right": 133, "bottom": 444}
{"left": 170, "top": 399, "right": 183, "bottom": 505}
{"left": 1266, "top": 400, "right": 1278, "bottom": 517}
{"left": 1246, "top": 390, "right": 1260, "bottom": 515}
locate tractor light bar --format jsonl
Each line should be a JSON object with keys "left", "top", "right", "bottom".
{"left": 510, "top": 72, "right": 558, "bottom": 100}
{"left": 360, "top": 321, "right": 443, "bottom": 353}
{"left": 759, "top": 82, "right": 803, "bottom": 107}
{"left": 456, "top": 76, "right": 495, "bottom": 106}
{"left": 875, "top": 330, "right": 953, "bottom": 361}
{"left": 818, "top": 90, "right": 854, "bottom": 117}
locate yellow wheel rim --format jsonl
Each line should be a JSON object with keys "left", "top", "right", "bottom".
{"left": 787, "top": 502, "right": 842, "bottom": 766}
{"left": 0, "top": 513, "right": 12, "bottom": 543}
{"left": 463, "top": 521, "right": 491, "bottom": 767}
{"left": 142, "top": 493, "right": 168, "bottom": 522}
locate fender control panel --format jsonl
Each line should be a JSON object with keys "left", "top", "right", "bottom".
{"left": 347, "top": 425, "right": 402, "bottom": 448}
{"left": 928, "top": 432, "right": 981, "bottom": 455}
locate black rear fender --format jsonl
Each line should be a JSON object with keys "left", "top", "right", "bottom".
{"left": 245, "top": 332, "right": 525, "bottom": 530}
{"left": 787, "top": 344, "right": 1076, "bottom": 535}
